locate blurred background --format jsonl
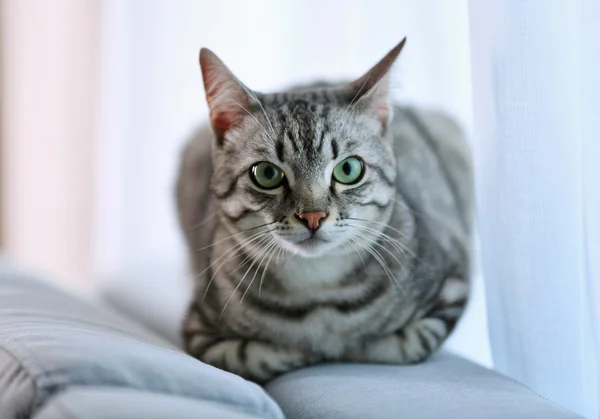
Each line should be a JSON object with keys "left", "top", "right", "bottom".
{"left": 3, "top": 1, "right": 599, "bottom": 417}
{"left": 0, "top": 0, "right": 491, "bottom": 366}
{"left": 0, "top": 0, "right": 503, "bottom": 374}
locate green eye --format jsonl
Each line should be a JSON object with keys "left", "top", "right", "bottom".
{"left": 333, "top": 157, "right": 364, "bottom": 184}
{"left": 250, "top": 162, "right": 285, "bottom": 189}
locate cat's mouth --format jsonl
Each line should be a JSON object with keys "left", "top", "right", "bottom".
{"left": 278, "top": 231, "right": 334, "bottom": 256}
{"left": 295, "top": 234, "right": 329, "bottom": 246}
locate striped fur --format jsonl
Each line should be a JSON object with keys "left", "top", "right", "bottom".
{"left": 176, "top": 42, "right": 472, "bottom": 383}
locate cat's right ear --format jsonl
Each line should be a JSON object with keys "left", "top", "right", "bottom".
{"left": 199, "top": 48, "right": 252, "bottom": 142}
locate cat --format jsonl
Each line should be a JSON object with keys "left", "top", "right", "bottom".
{"left": 176, "top": 38, "right": 473, "bottom": 384}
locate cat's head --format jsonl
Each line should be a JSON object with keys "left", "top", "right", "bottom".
{"left": 200, "top": 40, "right": 405, "bottom": 258}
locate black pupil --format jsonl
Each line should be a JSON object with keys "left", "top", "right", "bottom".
{"left": 264, "top": 165, "right": 275, "bottom": 179}
{"left": 343, "top": 161, "right": 352, "bottom": 176}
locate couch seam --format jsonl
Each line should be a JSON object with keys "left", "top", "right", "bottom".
{"left": 0, "top": 343, "right": 39, "bottom": 418}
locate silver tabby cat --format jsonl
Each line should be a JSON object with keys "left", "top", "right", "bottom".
{"left": 176, "top": 39, "right": 472, "bottom": 383}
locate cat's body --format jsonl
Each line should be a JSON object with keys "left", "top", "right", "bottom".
{"left": 177, "top": 41, "right": 472, "bottom": 383}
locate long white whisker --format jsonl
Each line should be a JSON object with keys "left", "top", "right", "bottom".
{"left": 356, "top": 230, "right": 410, "bottom": 276}
{"left": 339, "top": 76, "right": 370, "bottom": 131}
{"left": 349, "top": 223, "right": 416, "bottom": 259}
{"left": 247, "top": 90, "right": 277, "bottom": 139}
{"left": 242, "top": 239, "right": 279, "bottom": 303}
{"left": 201, "top": 231, "right": 273, "bottom": 300}
{"left": 196, "top": 228, "right": 272, "bottom": 281}
{"left": 220, "top": 238, "right": 276, "bottom": 318}
{"left": 346, "top": 217, "right": 413, "bottom": 242}
{"left": 197, "top": 220, "right": 277, "bottom": 251}
{"left": 258, "top": 240, "right": 281, "bottom": 296}
{"left": 192, "top": 210, "right": 221, "bottom": 230}
{"left": 228, "top": 233, "right": 274, "bottom": 275}
{"left": 350, "top": 236, "right": 407, "bottom": 300}
{"left": 231, "top": 99, "right": 277, "bottom": 143}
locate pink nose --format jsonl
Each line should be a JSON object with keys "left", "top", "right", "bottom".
{"left": 297, "top": 211, "right": 327, "bottom": 231}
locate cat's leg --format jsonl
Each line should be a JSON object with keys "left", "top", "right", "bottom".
{"left": 346, "top": 277, "right": 468, "bottom": 363}
{"left": 183, "top": 305, "right": 313, "bottom": 383}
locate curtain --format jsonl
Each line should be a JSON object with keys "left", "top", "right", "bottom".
{"left": 0, "top": 0, "right": 101, "bottom": 290}
{"left": 469, "top": 1, "right": 600, "bottom": 417}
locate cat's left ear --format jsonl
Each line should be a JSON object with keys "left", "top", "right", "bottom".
{"left": 345, "top": 38, "right": 406, "bottom": 128}
{"left": 199, "top": 48, "right": 253, "bottom": 142}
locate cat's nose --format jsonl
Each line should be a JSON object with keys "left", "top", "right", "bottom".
{"left": 296, "top": 211, "right": 328, "bottom": 231}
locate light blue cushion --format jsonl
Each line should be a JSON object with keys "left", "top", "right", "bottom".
{"left": 0, "top": 260, "right": 283, "bottom": 419}
{"left": 34, "top": 387, "right": 266, "bottom": 419}
{"left": 266, "top": 353, "right": 580, "bottom": 419}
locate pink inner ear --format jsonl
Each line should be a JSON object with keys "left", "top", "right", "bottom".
{"left": 210, "top": 109, "right": 243, "bottom": 139}
{"left": 377, "top": 103, "right": 390, "bottom": 124}
{"left": 200, "top": 48, "right": 250, "bottom": 141}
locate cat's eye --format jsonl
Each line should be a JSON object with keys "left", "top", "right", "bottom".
{"left": 332, "top": 156, "right": 364, "bottom": 185}
{"left": 250, "top": 161, "right": 286, "bottom": 189}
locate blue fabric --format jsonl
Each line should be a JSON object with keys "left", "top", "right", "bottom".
{"left": 34, "top": 387, "right": 266, "bottom": 419}
{"left": 266, "top": 353, "right": 581, "bottom": 419}
{"left": 0, "top": 261, "right": 283, "bottom": 419}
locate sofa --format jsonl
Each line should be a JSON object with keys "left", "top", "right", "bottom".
{"left": 0, "top": 257, "right": 580, "bottom": 418}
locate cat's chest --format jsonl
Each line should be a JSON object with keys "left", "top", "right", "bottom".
{"left": 273, "top": 254, "right": 358, "bottom": 292}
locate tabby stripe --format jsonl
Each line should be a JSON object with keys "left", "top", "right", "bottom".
{"left": 285, "top": 130, "right": 299, "bottom": 152}
{"left": 317, "top": 127, "right": 327, "bottom": 152}
{"left": 358, "top": 199, "right": 391, "bottom": 210}
{"left": 237, "top": 340, "right": 249, "bottom": 363}
{"left": 334, "top": 280, "right": 389, "bottom": 313}
{"left": 214, "top": 171, "right": 246, "bottom": 200}
{"left": 395, "top": 329, "right": 407, "bottom": 360}
{"left": 331, "top": 138, "right": 339, "bottom": 159}
{"left": 244, "top": 187, "right": 279, "bottom": 203}
{"left": 366, "top": 164, "right": 394, "bottom": 187}
{"left": 276, "top": 138, "right": 285, "bottom": 162}
{"left": 246, "top": 279, "right": 388, "bottom": 319}
{"left": 416, "top": 328, "right": 433, "bottom": 353}
{"left": 222, "top": 206, "right": 264, "bottom": 222}
{"left": 342, "top": 180, "right": 374, "bottom": 197}
{"left": 427, "top": 303, "right": 465, "bottom": 333}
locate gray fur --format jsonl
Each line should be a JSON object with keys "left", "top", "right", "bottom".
{"left": 176, "top": 42, "right": 472, "bottom": 383}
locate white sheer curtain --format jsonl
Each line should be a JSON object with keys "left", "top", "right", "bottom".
{"left": 469, "top": 1, "right": 600, "bottom": 417}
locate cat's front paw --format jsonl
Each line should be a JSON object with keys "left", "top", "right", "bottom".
{"left": 201, "top": 339, "right": 314, "bottom": 383}
{"left": 344, "top": 317, "right": 448, "bottom": 364}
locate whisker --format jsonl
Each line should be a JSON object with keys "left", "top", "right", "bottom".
{"left": 220, "top": 237, "right": 277, "bottom": 318}
{"left": 227, "top": 233, "right": 274, "bottom": 276}
{"left": 192, "top": 210, "right": 221, "bottom": 230}
{"left": 340, "top": 76, "right": 370, "bottom": 126}
{"left": 201, "top": 231, "right": 273, "bottom": 300}
{"left": 231, "top": 99, "right": 277, "bottom": 143}
{"left": 247, "top": 90, "right": 278, "bottom": 139}
{"left": 355, "top": 230, "right": 410, "bottom": 276}
{"left": 242, "top": 238, "right": 279, "bottom": 303}
{"left": 348, "top": 223, "right": 416, "bottom": 259}
{"left": 258, "top": 240, "right": 281, "bottom": 296}
{"left": 348, "top": 75, "right": 386, "bottom": 114}
{"left": 346, "top": 217, "right": 413, "bottom": 242}
{"left": 197, "top": 220, "right": 278, "bottom": 251}
{"left": 344, "top": 240, "right": 367, "bottom": 272}
{"left": 195, "top": 228, "right": 270, "bottom": 282}
{"left": 350, "top": 235, "right": 407, "bottom": 300}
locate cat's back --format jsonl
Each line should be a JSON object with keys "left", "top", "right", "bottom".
{"left": 176, "top": 124, "right": 215, "bottom": 271}
{"left": 390, "top": 106, "right": 473, "bottom": 248}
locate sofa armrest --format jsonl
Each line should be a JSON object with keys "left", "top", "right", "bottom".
{"left": 266, "top": 353, "right": 580, "bottom": 419}
{"left": 0, "top": 259, "right": 283, "bottom": 419}
{"left": 34, "top": 387, "right": 266, "bottom": 419}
